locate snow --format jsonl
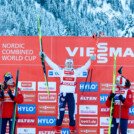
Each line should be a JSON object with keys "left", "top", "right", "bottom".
{"left": 0, "top": 0, "right": 134, "bottom": 37}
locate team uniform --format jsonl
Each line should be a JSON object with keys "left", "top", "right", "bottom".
{"left": 0, "top": 73, "right": 23, "bottom": 134}
{"left": 106, "top": 75, "right": 133, "bottom": 134}
{"left": 44, "top": 56, "right": 93, "bottom": 133}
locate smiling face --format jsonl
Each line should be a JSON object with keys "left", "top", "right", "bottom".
{"left": 4, "top": 72, "right": 14, "bottom": 85}
{"left": 6, "top": 78, "right": 14, "bottom": 85}
{"left": 65, "top": 58, "right": 74, "bottom": 71}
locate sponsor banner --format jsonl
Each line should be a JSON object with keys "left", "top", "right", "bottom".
{"left": 48, "top": 70, "right": 87, "bottom": 77}
{"left": 128, "top": 117, "right": 134, "bottom": 128}
{"left": 100, "top": 83, "right": 113, "bottom": 93}
{"left": 79, "top": 117, "right": 98, "bottom": 126}
{"left": 38, "top": 82, "right": 56, "bottom": 91}
{"left": 100, "top": 117, "right": 109, "bottom": 126}
{"left": 127, "top": 129, "right": 134, "bottom": 134}
{"left": 62, "top": 115, "right": 70, "bottom": 127}
{"left": 100, "top": 105, "right": 110, "bottom": 116}
{"left": 100, "top": 128, "right": 108, "bottom": 134}
{"left": 79, "top": 105, "right": 98, "bottom": 115}
{"left": 38, "top": 117, "right": 56, "bottom": 126}
{"left": 130, "top": 83, "right": 134, "bottom": 93}
{"left": 18, "top": 81, "right": 36, "bottom": 91}
{"left": 100, "top": 94, "right": 109, "bottom": 103}
{"left": 18, "top": 104, "right": 36, "bottom": 114}
{"left": 38, "top": 104, "right": 56, "bottom": 114}
{"left": 79, "top": 128, "right": 98, "bottom": 134}
{"left": 22, "top": 92, "right": 36, "bottom": 103}
{"left": 79, "top": 82, "right": 98, "bottom": 92}
{"left": 0, "top": 37, "right": 38, "bottom": 64}
{"left": 38, "top": 128, "right": 55, "bottom": 134}
{"left": 129, "top": 106, "right": 134, "bottom": 115}
{"left": 79, "top": 93, "right": 98, "bottom": 104}
{"left": 38, "top": 93, "right": 57, "bottom": 102}
{"left": 17, "top": 116, "right": 36, "bottom": 126}
{"left": 17, "top": 128, "right": 36, "bottom": 134}
{"left": 61, "top": 128, "right": 70, "bottom": 134}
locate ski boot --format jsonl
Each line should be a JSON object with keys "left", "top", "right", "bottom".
{"left": 69, "top": 126, "right": 76, "bottom": 134}
{"left": 55, "top": 125, "right": 62, "bottom": 134}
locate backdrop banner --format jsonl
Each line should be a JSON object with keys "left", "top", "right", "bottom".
{"left": 0, "top": 36, "right": 134, "bottom": 134}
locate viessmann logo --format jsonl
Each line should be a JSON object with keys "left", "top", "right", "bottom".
{"left": 66, "top": 43, "right": 134, "bottom": 63}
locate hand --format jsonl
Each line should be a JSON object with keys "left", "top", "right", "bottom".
{"left": 109, "top": 93, "right": 116, "bottom": 101}
{"left": 0, "top": 90, "right": 4, "bottom": 99}
{"left": 7, "top": 89, "right": 15, "bottom": 100}
{"left": 91, "top": 55, "right": 96, "bottom": 60}
{"left": 0, "top": 83, "right": 4, "bottom": 90}
{"left": 39, "top": 51, "right": 46, "bottom": 59}
{"left": 119, "top": 94, "right": 125, "bottom": 103}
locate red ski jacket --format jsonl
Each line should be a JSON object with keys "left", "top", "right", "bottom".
{"left": 106, "top": 86, "right": 133, "bottom": 120}
{"left": 0, "top": 83, "right": 23, "bottom": 118}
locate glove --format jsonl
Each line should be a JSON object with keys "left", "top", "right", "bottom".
{"left": 119, "top": 94, "right": 125, "bottom": 103}
{"left": 0, "top": 90, "right": 4, "bottom": 99}
{"left": 109, "top": 93, "right": 116, "bottom": 101}
{"left": 39, "top": 51, "right": 46, "bottom": 59}
{"left": 7, "top": 89, "right": 15, "bottom": 100}
{"left": 91, "top": 55, "right": 96, "bottom": 60}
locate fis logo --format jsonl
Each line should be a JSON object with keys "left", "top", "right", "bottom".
{"left": 38, "top": 117, "right": 56, "bottom": 126}
{"left": 79, "top": 82, "right": 98, "bottom": 92}
{"left": 100, "top": 94, "right": 109, "bottom": 103}
{"left": 18, "top": 104, "right": 36, "bottom": 114}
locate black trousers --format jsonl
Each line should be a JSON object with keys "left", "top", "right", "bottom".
{"left": 56, "top": 93, "right": 75, "bottom": 127}
{"left": 0, "top": 118, "right": 17, "bottom": 134}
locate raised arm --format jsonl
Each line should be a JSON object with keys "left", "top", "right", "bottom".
{"left": 40, "top": 52, "right": 62, "bottom": 73}
{"left": 75, "top": 56, "right": 96, "bottom": 76}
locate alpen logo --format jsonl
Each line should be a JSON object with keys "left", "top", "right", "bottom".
{"left": 66, "top": 43, "right": 134, "bottom": 63}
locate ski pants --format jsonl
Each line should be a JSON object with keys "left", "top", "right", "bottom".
{"left": 111, "top": 118, "right": 128, "bottom": 134}
{"left": 56, "top": 93, "right": 75, "bottom": 127}
{"left": 0, "top": 118, "right": 17, "bottom": 134}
